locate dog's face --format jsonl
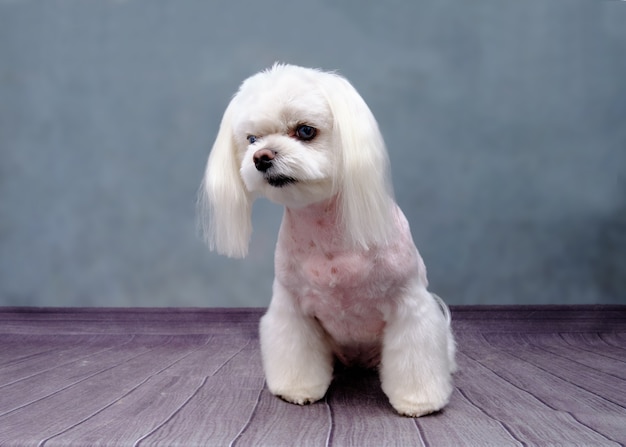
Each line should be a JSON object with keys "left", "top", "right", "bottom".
{"left": 232, "top": 69, "right": 336, "bottom": 208}
{"left": 201, "top": 64, "right": 394, "bottom": 258}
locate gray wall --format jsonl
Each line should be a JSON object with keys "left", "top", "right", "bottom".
{"left": 1, "top": 0, "right": 625, "bottom": 307}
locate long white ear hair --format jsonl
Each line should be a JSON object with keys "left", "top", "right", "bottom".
{"left": 198, "top": 99, "right": 252, "bottom": 258}
{"left": 320, "top": 72, "right": 395, "bottom": 249}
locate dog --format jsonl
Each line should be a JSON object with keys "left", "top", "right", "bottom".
{"left": 199, "top": 63, "right": 456, "bottom": 417}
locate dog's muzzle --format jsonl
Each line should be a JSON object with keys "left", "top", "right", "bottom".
{"left": 253, "top": 149, "right": 297, "bottom": 188}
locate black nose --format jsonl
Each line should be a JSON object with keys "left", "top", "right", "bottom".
{"left": 253, "top": 149, "right": 275, "bottom": 172}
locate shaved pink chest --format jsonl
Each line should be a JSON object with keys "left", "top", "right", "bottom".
{"left": 274, "top": 203, "right": 424, "bottom": 363}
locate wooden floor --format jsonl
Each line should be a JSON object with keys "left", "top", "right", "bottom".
{"left": 0, "top": 306, "right": 624, "bottom": 446}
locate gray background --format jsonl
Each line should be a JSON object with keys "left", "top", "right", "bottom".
{"left": 1, "top": 0, "right": 625, "bottom": 307}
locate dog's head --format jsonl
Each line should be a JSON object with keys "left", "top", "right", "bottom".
{"left": 199, "top": 64, "right": 394, "bottom": 258}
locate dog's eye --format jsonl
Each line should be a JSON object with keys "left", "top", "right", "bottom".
{"left": 295, "top": 125, "right": 317, "bottom": 141}
{"left": 247, "top": 135, "right": 258, "bottom": 144}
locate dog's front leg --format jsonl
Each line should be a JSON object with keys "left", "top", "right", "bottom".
{"left": 380, "top": 286, "right": 455, "bottom": 417}
{"left": 259, "top": 279, "right": 333, "bottom": 405}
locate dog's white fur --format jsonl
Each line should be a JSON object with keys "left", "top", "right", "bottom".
{"left": 199, "top": 63, "right": 456, "bottom": 417}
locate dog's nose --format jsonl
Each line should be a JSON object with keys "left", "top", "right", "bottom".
{"left": 253, "top": 149, "right": 276, "bottom": 172}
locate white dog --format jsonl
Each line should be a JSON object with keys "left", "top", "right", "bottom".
{"left": 199, "top": 63, "right": 456, "bottom": 417}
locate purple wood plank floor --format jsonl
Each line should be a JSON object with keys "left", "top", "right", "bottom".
{"left": 0, "top": 306, "right": 624, "bottom": 446}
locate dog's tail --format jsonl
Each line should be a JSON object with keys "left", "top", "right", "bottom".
{"left": 431, "top": 293, "right": 452, "bottom": 325}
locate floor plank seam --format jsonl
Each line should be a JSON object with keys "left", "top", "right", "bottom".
{"left": 597, "top": 332, "right": 626, "bottom": 351}
{"left": 455, "top": 387, "right": 524, "bottom": 447}
{"left": 479, "top": 332, "right": 626, "bottom": 408}
{"left": 0, "top": 343, "right": 162, "bottom": 419}
{"left": 323, "top": 394, "right": 334, "bottom": 447}
{"left": 460, "top": 348, "right": 621, "bottom": 446}
{"left": 35, "top": 338, "right": 194, "bottom": 446}
{"left": 133, "top": 375, "right": 209, "bottom": 447}
{"left": 412, "top": 418, "right": 429, "bottom": 447}
{"left": 557, "top": 333, "right": 626, "bottom": 364}
{"left": 210, "top": 338, "right": 252, "bottom": 377}
{"left": 227, "top": 381, "right": 265, "bottom": 447}
{"left": 520, "top": 333, "right": 626, "bottom": 382}
{"left": 0, "top": 336, "right": 136, "bottom": 390}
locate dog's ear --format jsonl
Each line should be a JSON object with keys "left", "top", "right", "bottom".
{"left": 321, "top": 73, "right": 395, "bottom": 250}
{"left": 198, "top": 99, "right": 252, "bottom": 258}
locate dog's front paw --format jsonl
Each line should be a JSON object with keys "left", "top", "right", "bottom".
{"left": 389, "top": 394, "right": 449, "bottom": 418}
{"left": 385, "top": 379, "right": 453, "bottom": 417}
{"left": 272, "top": 384, "right": 328, "bottom": 406}
{"left": 264, "top": 362, "right": 332, "bottom": 406}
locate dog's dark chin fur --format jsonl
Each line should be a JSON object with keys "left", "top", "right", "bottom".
{"left": 266, "top": 175, "right": 298, "bottom": 188}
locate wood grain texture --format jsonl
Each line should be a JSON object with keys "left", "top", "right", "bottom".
{"left": 0, "top": 306, "right": 624, "bottom": 446}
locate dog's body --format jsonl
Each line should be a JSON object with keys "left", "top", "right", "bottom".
{"left": 200, "top": 64, "right": 456, "bottom": 417}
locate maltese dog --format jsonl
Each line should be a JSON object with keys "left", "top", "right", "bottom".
{"left": 199, "top": 63, "right": 456, "bottom": 417}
